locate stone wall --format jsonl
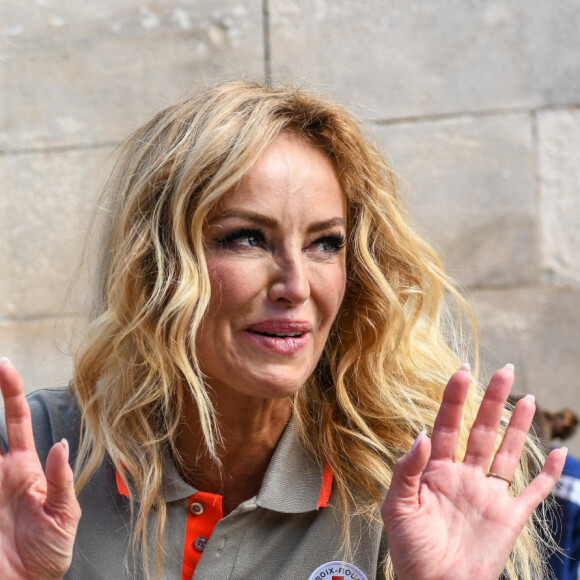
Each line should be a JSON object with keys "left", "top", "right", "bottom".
{"left": 1, "top": 1, "right": 579, "bottom": 452}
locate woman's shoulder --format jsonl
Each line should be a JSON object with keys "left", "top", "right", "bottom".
{"left": 0, "top": 385, "right": 81, "bottom": 466}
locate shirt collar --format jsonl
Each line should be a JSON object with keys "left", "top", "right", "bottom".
{"left": 115, "top": 452, "right": 197, "bottom": 503}
{"left": 116, "top": 418, "right": 333, "bottom": 512}
{"left": 256, "top": 418, "right": 332, "bottom": 513}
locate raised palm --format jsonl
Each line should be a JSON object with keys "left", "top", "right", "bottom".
{"left": 0, "top": 359, "right": 81, "bottom": 580}
{"left": 382, "top": 366, "right": 566, "bottom": 579}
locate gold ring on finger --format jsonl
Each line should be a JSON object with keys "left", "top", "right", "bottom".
{"left": 486, "top": 471, "right": 512, "bottom": 487}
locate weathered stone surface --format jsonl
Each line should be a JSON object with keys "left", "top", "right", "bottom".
{"left": 0, "top": 1, "right": 257, "bottom": 50}
{"left": 0, "top": 146, "right": 113, "bottom": 318}
{"left": 470, "top": 287, "right": 580, "bottom": 455}
{"left": 537, "top": 108, "right": 580, "bottom": 286}
{"left": 0, "top": 317, "right": 76, "bottom": 399}
{"left": 374, "top": 113, "right": 536, "bottom": 287}
{"left": 0, "top": 1, "right": 264, "bottom": 149}
{"left": 270, "top": 0, "right": 580, "bottom": 120}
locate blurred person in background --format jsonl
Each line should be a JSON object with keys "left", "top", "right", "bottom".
{"left": 512, "top": 394, "right": 580, "bottom": 580}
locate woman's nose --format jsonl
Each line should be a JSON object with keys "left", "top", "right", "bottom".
{"left": 267, "top": 253, "right": 310, "bottom": 306}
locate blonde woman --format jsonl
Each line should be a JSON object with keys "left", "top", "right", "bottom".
{"left": 0, "top": 81, "right": 566, "bottom": 580}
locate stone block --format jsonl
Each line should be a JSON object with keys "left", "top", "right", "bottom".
{"left": 374, "top": 113, "right": 536, "bottom": 287}
{"left": 537, "top": 109, "right": 580, "bottom": 286}
{"left": 0, "top": 146, "right": 113, "bottom": 318}
{"left": 270, "top": 0, "right": 580, "bottom": 120}
{"left": 0, "top": 1, "right": 264, "bottom": 149}
{"left": 470, "top": 287, "right": 580, "bottom": 456}
{"left": 0, "top": 317, "right": 76, "bottom": 400}
{"left": 0, "top": 1, "right": 258, "bottom": 50}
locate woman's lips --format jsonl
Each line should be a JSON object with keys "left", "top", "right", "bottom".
{"left": 244, "top": 320, "right": 312, "bottom": 354}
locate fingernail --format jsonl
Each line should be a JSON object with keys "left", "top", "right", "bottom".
{"left": 460, "top": 362, "right": 471, "bottom": 373}
{"left": 504, "top": 363, "right": 515, "bottom": 372}
{"left": 523, "top": 394, "right": 535, "bottom": 404}
{"left": 0, "top": 357, "right": 11, "bottom": 367}
{"left": 561, "top": 446, "right": 568, "bottom": 457}
{"left": 411, "top": 429, "right": 427, "bottom": 453}
{"left": 61, "top": 438, "right": 70, "bottom": 463}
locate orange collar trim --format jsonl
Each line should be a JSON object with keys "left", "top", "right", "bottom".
{"left": 116, "top": 462, "right": 334, "bottom": 508}
{"left": 116, "top": 468, "right": 130, "bottom": 498}
{"left": 317, "top": 462, "right": 334, "bottom": 508}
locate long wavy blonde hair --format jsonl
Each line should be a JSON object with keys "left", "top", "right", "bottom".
{"left": 72, "top": 80, "right": 549, "bottom": 579}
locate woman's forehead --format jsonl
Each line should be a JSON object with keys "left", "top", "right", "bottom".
{"left": 207, "top": 135, "right": 346, "bottom": 226}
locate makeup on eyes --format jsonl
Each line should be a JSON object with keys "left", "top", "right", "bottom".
{"left": 213, "top": 226, "right": 346, "bottom": 255}
{"left": 308, "top": 234, "right": 346, "bottom": 253}
{"left": 215, "top": 227, "right": 265, "bottom": 249}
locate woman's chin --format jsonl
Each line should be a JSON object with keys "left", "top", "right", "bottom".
{"left": 245, "top": 378, "right": 305, "bottom": 400}
{"left": 222, "top": 371, "right": 308, "bottom": 402}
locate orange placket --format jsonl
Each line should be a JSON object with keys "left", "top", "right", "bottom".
{"left": 181, "top": 491, "right": 223, "bottom": 580}
{"left": 115, "top": 463, "right": 333, "bottom": 580}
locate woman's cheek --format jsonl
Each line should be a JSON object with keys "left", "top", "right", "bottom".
{"left": 208, "top": 258, "right": 267, "bottom": 302}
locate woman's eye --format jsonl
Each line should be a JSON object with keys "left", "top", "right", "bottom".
{"left": 311, "top": 235, "right": 346, "bottom": 254}
{"left": 216, "top": 228, "right": 265, "bottom": 249}
{"left": 237, "top": 234, "right": 261, "bottom": 247}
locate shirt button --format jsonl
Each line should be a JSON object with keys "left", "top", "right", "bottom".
{"left": 194, "top": 536, "right": 208, "bottom": 552}
{"left": 190, "top": 501, "right": 204, "bottom": 515}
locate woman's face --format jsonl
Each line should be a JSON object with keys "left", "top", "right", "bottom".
{"left": 198, "top": 133, "right": 347, "bottom": 402}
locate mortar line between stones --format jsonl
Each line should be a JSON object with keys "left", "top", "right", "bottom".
{"left": 0, "top": 312, "right": 80, "bottom": 324}
{"left": 464, "top": 282, "right": 557, "bottom": 292}
{"left": 371, "top": 102, "right": 580, "bottom": 127}
{"left": 0, "top": 140, "right": 120, "bottom": 158}
{"left": 530, "top": 109, "right": 543, "bottom": 285}
{"left": 262, "top": 0, "right": 272, "bottom": 85}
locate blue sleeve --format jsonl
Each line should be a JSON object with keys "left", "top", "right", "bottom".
{"left": 548, "top": 455, "right": 580, "bottom": 580}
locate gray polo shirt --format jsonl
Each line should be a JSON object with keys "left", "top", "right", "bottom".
{"left": 1, "top": 387, "right": 387, "bottom": 579}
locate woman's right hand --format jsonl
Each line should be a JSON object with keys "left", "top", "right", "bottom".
{"left": 0, "top": 358, "right": 81, "bottom": 580}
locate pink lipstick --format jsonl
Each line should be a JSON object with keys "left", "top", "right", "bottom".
{"left": 244, "top": 320, "right": 312, "bottom": 354}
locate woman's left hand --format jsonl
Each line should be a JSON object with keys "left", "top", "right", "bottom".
{"left": 381, "top": 365, "right": 566, "bottom": 580}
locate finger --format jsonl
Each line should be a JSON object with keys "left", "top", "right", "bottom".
{"left": 382, "top": 431, "right": 431, "bottom": 514}
{"left": 487, "top": 394, "right": 536, "bottom": 483}
{"left": 518, "top": 447, "right": 567, "bottom": 511}
{"left": 428, "top": 366, "right": 471, "bottom": 461}
{"left": 44, "top": 439, "right": 81, "bottom": 533}
{"left": 0, "top": 358, "right": 36, "bottom": 452}
{"left": 463, "top": 365, "right": 514, "bottom": 469}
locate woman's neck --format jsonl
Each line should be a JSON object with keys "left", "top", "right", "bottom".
{"left": 174, "top": 391, "right": 292, "bottom": 516}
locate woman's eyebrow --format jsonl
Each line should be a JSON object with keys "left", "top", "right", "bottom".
{"left": 207, "top": 209, "right": 278, "bottom": 228}
{"left": 207, "top": 211, "right": 346, "bottom": 232}
{"left": 307, "top": 218, "right": 346, "bottom": 233}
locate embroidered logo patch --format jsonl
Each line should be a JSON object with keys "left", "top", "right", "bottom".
{"left": 308, "top": 561, "right": 368, "bottom": 580}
